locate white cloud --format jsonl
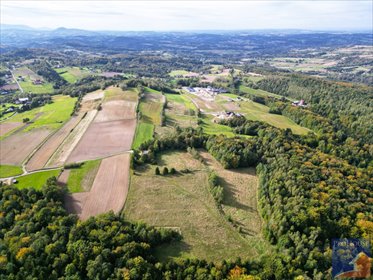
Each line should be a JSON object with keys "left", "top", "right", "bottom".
{"left": 1, "top": 1, "right": 372, "bottom": 31}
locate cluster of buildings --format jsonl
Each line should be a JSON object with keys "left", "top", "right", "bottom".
{"left": 183, "top": 86, "right": 228, "bottom": 99}
{"left": 292, "top": 99, "right": 308, "bottom": 108}
{"left": 213, "top": 111, "right": 242, "bottom": 122}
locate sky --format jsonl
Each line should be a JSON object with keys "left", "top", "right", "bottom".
{"left": 1, "top": 1, "right": 372, "bottom": 31}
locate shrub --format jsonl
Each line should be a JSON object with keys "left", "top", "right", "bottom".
{"left": 22, "top": 118, "right": 30, "bottom": 123}
{"left": 162, "top": 167, "right": 169, "bottom": 175}
{"left": 170, "top": 167, "right": 176, "bottom": 174}
{"left": 155, "top": 167, "right": 160, "bottom": 175}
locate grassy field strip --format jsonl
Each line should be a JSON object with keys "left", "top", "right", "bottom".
{"left": 64, "top": 159, "right": 101, "bottom": 193}
{"left": 238, "top": 100, "right": 310, "bottom": 135}
{"left": 46, "top": 110, "right": 97, "bottom": 167}
{"left": 0, "top": 165, "right": 23, "bottom": 178}
{"left": 239, "top": 85, "right": 294, "bottom": 101}
{"left": 132, "top": 88, "right": 164, "bottom": 149}
{"left": 14, "top": 169, "right": 61, "bottom": 190}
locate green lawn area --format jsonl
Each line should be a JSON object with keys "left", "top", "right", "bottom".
{"left": 238, "top": 100, "right": 310, "bottom": 135}
{"left": 124, "top": 151, "right": 271, "bottom": 262}
{"left": 19, "top": 79, "right": 54, "bottom": 94}
{"left": 15, "top": 169, "right": 61, "bottom": 190}
{"left": 55, "top": 67, "right": 91, "bottom": 83}
{"left": 132, "top": 122, "right": 154, "bottom": 149}
{"left": 66, "top": 160, "right": 101, "bottom": 193}
{"left": 132, "top": 88, "right": 163, "bottom": 148}
{"left": 165, "top": 94, "right": 196, "bottom": 111}
{"left": 0, "top": 165, "right": 23, "bottom": 178}
{"left": 4, "top": 95, "right": 77, "bottom": 132}
{"left": 200, "top": 114, "right": 235, "bottom": 137}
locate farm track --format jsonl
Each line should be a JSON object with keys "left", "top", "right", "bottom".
{"left": 46, "top": 110, "right": 97, "bottom": 167}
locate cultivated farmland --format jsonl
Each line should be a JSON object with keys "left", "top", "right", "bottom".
{"left": 65, "top": 153, "right": 130, "bottom": 220}
{"left": 67, "top": 87, "right": 137, "bottom": 162}
{"left": 46, "top": 110, "right": 97, "bottom": 167}
{"left": 0, "top": 129, "right": 51, "bottom": 165}
{"left": 25, "top": 114, "right": 83, "bottom": 171}
{"left": 0, "top": 122, "right": 22, "bottom": 137}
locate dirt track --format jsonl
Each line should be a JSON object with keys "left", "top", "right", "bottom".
{"left": 26, "top": 115, "right": 82, "bottom": 171}
{"left": 46, "top": 111, "right": 97, "bottom": 167}
{"left": 0, "top": 129, "right": 51, "bottom": 165}
{"left": 65, "top": 153, "right": 130, "bottom": 220}
{"left": 0, "top": 122, "right": 22, "bottom": 137}
{"left": 66, "top": 119, "right": 136, "bottom": 163}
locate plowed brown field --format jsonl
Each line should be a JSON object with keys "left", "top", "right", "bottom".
{"left": 66, "top": 119, "right": 136, "bottom": 163}
{"left": 0, "top": 122, "right": 22, "bottom": 137}
{"left": 0, "top": 129, "right": 51, "bottom": 165}
{"left": 25, "top": 115, "right": 82, "bottom": 171}
{"left": 65, "top": 153, "right": 130, "bottom": 220}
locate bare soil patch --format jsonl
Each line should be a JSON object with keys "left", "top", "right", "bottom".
{"left": 82, "top": 90, "right": 104, "bottom": 102}
{"left": 65, "top": 153, "right": 130, "bottom": 220}
{"left": 0, "top": 129, "right": 51, "bottom": 165}
{"left": 58, "top": 169, "right": 71, "bottom": 186}
{"left": 0, "top": 122, "right": 22, "bottom": 137}
{"left": 26, "top": 115, "right": 82, "bottom": 171}
{"left": 94, "top": 100, "right": 136, "bottom": 122}
{"left": 67, "top": 119, "right": 136, "bottom": 163}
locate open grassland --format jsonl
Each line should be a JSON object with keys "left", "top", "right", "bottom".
{"left": 239, "top": 85, "right": 292, "bottom": 100}
{"left": 65, "top": 159, "right": 101, "bottom": 193}
{"left": 0, "top": 165, "right": 23, "bottom": 178}
{"left": 198, "top": 151, "right": 269, "bottom": 248}
{"left": 165, "top": 94, "right": 196, "bottom": 110}
{"left": 237, "top": 100, "right": 310, "bottom": 135}
{"left": 3, "top": 95, "right": 77, "bottom": 132}
{"left": 124, "top": 151, "right": 269, "bottom": 262}
{"left": 65, "top": 153, "right": 130, "bottom": 220}
{"left": 55, "top": 67, "right": 91, "bottom": 83}
{"left": 139, "top": 89, "right": 164, "bottom": 124}
{"left": 201, "top": 114, "right": 235, "bottom": 137}
{"left": 15, "top": 169, "right": 61, "bottom": 190}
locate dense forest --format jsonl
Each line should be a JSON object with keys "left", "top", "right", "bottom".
{"left": 132, "top": 119, "right": 372, "bottom": 279}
